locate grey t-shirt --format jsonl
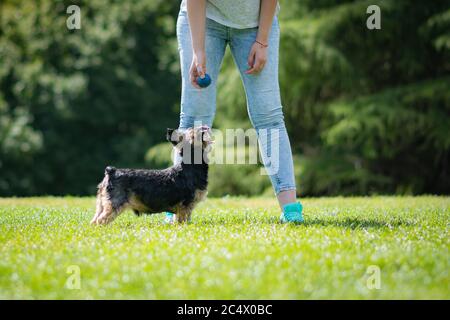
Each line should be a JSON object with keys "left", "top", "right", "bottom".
{"left": 180, "top": 0, "right": 280, "bottom": 29}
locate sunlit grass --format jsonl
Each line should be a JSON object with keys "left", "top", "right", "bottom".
{"left": 0, "top": 196, "right": 448, "bottom": 299}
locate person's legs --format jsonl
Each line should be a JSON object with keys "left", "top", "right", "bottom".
{"left": 177, "top": 12, "right": 227, "bottom": 130}
{"left": 229, "top": 17, "right": 303, "bottom": 222}
{"left": 166, "top": 12, "right": 227, "bottom": 223}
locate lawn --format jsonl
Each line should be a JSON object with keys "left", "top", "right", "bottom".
{"left": 0, "top": 196, "right": 448, "bottom": 299}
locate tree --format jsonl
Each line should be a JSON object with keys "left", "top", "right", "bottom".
{"left": 0, "top": 0, "right": 181, "bottom": 195}
{"left": 215, "top": 0, "right": 450, "bottom": 195}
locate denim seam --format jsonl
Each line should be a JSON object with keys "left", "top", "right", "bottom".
{"left": 276, "top": 186, "right": 297, "bottom": 195}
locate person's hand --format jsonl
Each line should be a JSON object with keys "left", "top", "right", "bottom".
{"left": 190, "top": 50, "right": 206, "bottom": 89}
{"left": 246, "top": 41, "right": 268, "bottom": 74}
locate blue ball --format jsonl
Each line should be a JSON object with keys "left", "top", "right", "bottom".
{"left": 196, "top": 74, "right": 211, "bottom": 88}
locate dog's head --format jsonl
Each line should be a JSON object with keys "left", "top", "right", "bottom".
{"left": 167, "top": 126, "right": 213, "bottom": 164}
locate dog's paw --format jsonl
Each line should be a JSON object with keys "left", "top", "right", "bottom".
{"left": 95, "top": 217, "right": 108, "bottom": 225}
{"left": 90, "top": 215, "right": 109, "bottom": 225}
{"left": 95, "top": 213, "right": 117, "bottom": 225}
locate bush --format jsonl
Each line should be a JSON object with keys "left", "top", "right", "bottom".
{"left": 0, "top": 0, "right": 180, "bottom": 195}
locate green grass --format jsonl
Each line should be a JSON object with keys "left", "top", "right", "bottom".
{"left": 0, "top": 196, "right": 448, "bottom": 299}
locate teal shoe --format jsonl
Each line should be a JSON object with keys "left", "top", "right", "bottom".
{"left": 163, "top": 212, "right": 174, "bottom": 224}
{"left": 280, "top": 202, "right": 304, "bottom": 224}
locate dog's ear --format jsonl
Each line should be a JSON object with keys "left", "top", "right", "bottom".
{"left": 166, "top": 128, "right": 183, "bottom": 146}
{"left": 200, "top": 127, "right": 213, "bottom": 146}
{"left": 166, "top": 128, "right": 174, "bottom": 141}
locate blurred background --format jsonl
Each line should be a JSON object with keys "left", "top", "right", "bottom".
{"left": 0, "top": 0, "right": 449, "bottom": 197}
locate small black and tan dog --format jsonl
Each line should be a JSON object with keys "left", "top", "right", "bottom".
{"left": 91, "top": 126, "right": 212, "bottom": 225}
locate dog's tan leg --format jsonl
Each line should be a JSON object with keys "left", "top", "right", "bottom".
{"left": 91, "top": 195, "right": 111, "bottom": 225}
{"left": 95, "top": 197, "right": 120, "bottom": 225}
{"left": 175, "top": 207, "right": 190, "bottom": 224}
{"left": 176, "top": 190, "right": 205, "bottom": 224}
{"left": 91, "top": 185, "right": 105, "bottom": 224}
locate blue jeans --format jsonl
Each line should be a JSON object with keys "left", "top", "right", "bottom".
{"left": 176, "top": 11, "right": 296, "bottom": 194}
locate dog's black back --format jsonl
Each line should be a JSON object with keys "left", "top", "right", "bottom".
{"left": 104, "top": 142, "right": 208, "bottom": 214}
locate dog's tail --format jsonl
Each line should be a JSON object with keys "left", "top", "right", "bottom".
{"left": 105, "top": 166, "right": 116, "bottom": 176}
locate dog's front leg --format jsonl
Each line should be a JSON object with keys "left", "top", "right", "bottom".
{"left": 175, "top": 207, "right": 191, "bottom": 224}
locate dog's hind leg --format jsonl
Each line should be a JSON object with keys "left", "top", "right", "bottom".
{"left": 94, "top": 200, "right": 121, "bottom": 225}
{"left": 91, "top": 183, "right": 105, "bottom": 224}
{"left": 91, "top": 185, "right": 126, "bottom": 225}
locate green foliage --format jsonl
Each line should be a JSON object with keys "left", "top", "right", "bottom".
{"left": 216, "top": 0, "right": 449, "bottom": 196}
{"left": 207, "top": 163, "right": 272, "bottom": 197}
{"left": 0, "top": 196, "right": 448, "bottom": 298}
{"left": 0, "top": 0, "right": 180, "bottom": 196}
{"left": 324, "top": 78, "right": 450, "bottom": 194}
{"left": 144, "top": 142, "right": 173, "bottom": 169}
{"left": 281, "top": 0, "right": 450, "bottom": 195}
{"left": 0, "top": 0, "right": 449, "bottom": 196}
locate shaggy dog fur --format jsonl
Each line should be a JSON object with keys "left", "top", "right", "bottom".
{"left": 91, "top": 126, "right": 212, "bottom": 225}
